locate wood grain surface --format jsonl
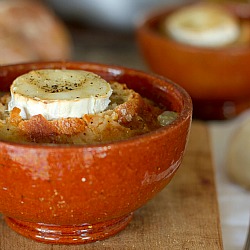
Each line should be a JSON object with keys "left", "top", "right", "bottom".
{"left": 0, "top": 121, "right": 223, "bottom": 250}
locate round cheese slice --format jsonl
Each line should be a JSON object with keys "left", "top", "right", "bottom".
{"left": 165, "top": 3, "right": 240, "bottom": 48}
{"left": 8, "top": 69, "right": 113, "bottom": 120}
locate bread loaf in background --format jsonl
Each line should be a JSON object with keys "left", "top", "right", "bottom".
{"left": 0, "top": 0, "right": 72, "bottom": 65}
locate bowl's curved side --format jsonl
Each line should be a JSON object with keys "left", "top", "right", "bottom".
{"left": 0, "top": 119, "right": 191, "bottom": 225}
{"left": 0, "top": 62, "right": 192, "bottom": 243}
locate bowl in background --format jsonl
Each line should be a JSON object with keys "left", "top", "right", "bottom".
{"left": 136, "top": 2, "right": 250, "bottom": 120}
{"left": 0, "top": 61, "right": 192, "bottom": 244}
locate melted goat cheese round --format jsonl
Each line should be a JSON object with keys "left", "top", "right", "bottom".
{"left": 165, "top": 3, "right": 240, "bottom": 48}
{"left": 8, "top": 69, "right": 113, "bottom": 120}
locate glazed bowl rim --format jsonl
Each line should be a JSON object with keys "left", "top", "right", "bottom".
{"left": 137, "top": 1, "right": 250, "bottom": 54}
{"left": 0, "top": 61, "right": 192, "bottom": 149}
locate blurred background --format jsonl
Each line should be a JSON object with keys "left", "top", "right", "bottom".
{"left": 44, "top": 0, "right": 183, "bottom": 31}
{"left": 0, "top": 0, "right": 185, "bottom": 66}
{"left": 1, "top": 0, "right": 249, "bottom": 66}
{"left": 44, "top": 0, "right": 250, "bottom": 31}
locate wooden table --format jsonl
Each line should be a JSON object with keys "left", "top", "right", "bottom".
{"left": 0, "top": 121, "right": 223, "bottom": 249}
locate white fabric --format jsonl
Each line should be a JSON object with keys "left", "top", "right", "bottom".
{"left": 208, "top": 110, "right": 250, "bottom": 250}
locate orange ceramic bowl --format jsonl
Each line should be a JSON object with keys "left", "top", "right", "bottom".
{"left": 137, "top": 2, "right": 250, "bottom": 120}
{"left": 0, "top": 61, "right": 192, "bottom": 244}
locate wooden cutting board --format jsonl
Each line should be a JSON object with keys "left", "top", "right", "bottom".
{"left": 0, "top": 121, "right": 223, "bottom": 250}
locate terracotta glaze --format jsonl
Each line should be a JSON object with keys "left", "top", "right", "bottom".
{"left": 137, "top": 2, "right": 250, "bottom": 120}
{"left": 0, "top": 61, "right": 192, "bottom": 244}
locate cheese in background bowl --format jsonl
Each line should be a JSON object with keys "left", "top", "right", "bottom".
{"left": 164, "top": 3, "right": 241, "bottom": 48}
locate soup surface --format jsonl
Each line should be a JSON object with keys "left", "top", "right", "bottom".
{"left": 0, "top": 81, "right": 176, "bottom": 145}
